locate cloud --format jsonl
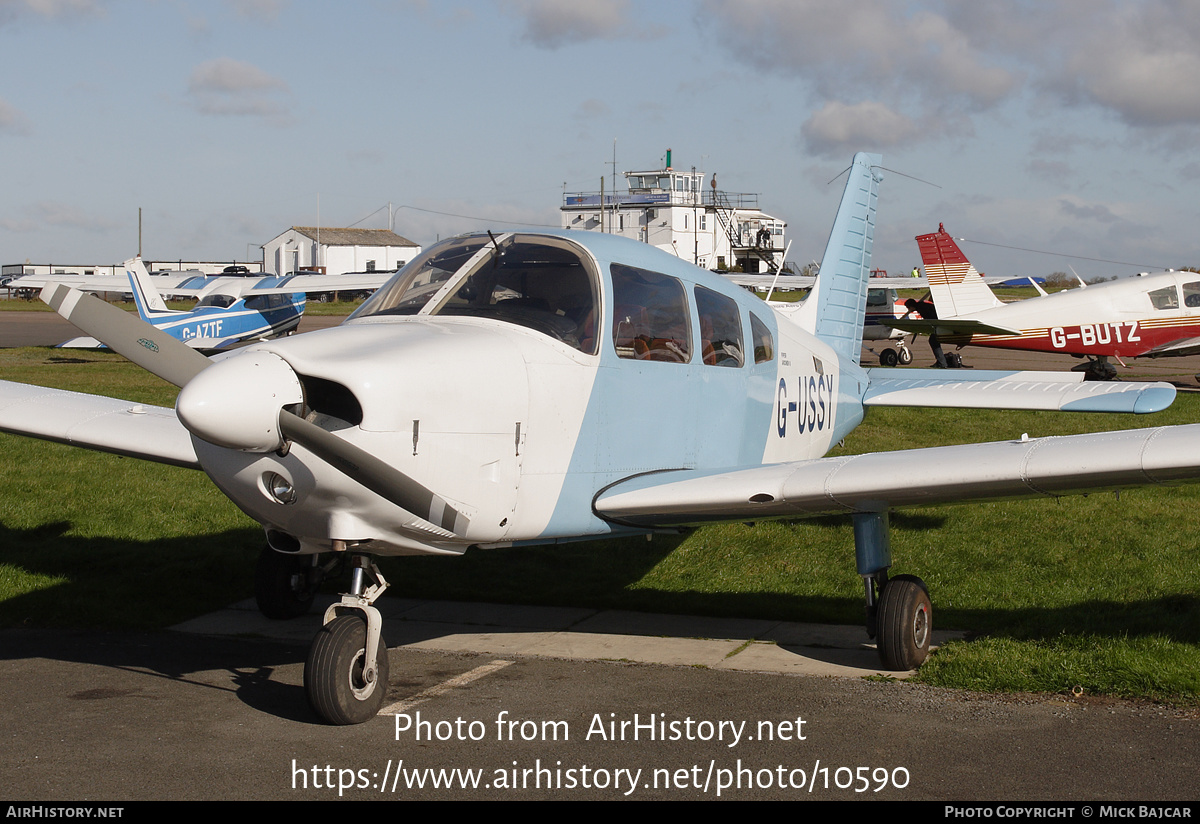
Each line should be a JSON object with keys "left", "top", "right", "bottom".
{"left": 186, "top": 57, "right": 289, "bottom": 119}
{"left": 0, "top": 98, "right": 31, "bottom": 135}
{"left": 801, "top": 101, "right": 920, "bottom": 157}
{"left": 700, "top": 0, "right": 1017, "bottom": 108}
{"left": 0, "top": 201, "right": 120, "bottom": 233}
{"left": 0, "top": 0, "right": 100, "bottom": 27}
{"left": 225, "top": 0, "right": 285, "bottom": 23}
{"left": 505, "top": 0, "right": 646, "bottom": 48}
{"left": 1057, "top": 8, "right": 1200, "bottom": 127}
{"left": 1058, "top": 197, "right": 1122, "bottom": 224}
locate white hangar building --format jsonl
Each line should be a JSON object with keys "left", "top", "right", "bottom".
{"left": 263, "top": 227, "right": 421, "bottom": 276}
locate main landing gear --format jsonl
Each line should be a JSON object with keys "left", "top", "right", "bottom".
{"left": 854, "top": 511, "right": 932, "bottom": 670}
{"left": 255, "top": 546, "right": 323, "bottom": 619}
{"left": 1075, "top": 356, "right": 1118, "bottom": 381}
{"left": 304, "top": 555, "right": 391, "bottom": 725}
{"left": 877, "top": 343, "right": 913, "bottom": 367}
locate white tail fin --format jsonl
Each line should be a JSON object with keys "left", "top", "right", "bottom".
{"left": 794, "top": 152, "right": 882, "bottom": 365}
{"left": 916, "top": 226, "right": 1003, "bottom": 317}
{"left": 125, "top": 257, "right": 174, "bottom": 318}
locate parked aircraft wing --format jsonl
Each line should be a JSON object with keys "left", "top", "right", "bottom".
{"left": 862, "top": 369, "right": 1176, "bottom": 414}
{"left": 880, "top": 317, "right": 1022, "bottom": 337}
{"left": 1144, "top": 336, "right": 1200, "bottom": 358}
{"left": 0, "top": 380, "right": 199, "bottom": 468}
{"left": 594, "top": 423, "right": 1200, "bottom": 527}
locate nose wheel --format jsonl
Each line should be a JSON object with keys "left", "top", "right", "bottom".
{"left": 305, "top": 613, "right": 390, "bottom": 725}
{"left": 304, "top": 554, "right": 391, "bottom": 725}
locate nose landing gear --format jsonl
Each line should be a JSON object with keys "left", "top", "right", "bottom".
{"left": 304, "top": 554, "right": 391, "bottom": 725}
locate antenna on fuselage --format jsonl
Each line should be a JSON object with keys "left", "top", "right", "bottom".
{"left": 765, "top": 241, "right": 793, "bottom": 302}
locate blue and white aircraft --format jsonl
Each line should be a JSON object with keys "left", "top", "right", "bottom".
{"left": 54, "top": 258, "right": 307, "bottom": 350}
{"left": 1, "top": 153, "right": 1198, "bottom": 725}
{"left": 16, "top": 260, "right": 394, "bottom": 350}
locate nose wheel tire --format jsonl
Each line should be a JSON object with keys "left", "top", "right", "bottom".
{"left": 305, "top": 614, "right": 390, "bottom": 725}
{"left": 898, "top": 346, "right": 913, "bottom": 365}
{"left": 875, "top": 575, "right": 932, "bottom": 671}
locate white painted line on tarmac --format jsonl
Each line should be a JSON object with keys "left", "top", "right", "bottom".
{"left": 379, "top": 659, "right": 514, "bottom": 716}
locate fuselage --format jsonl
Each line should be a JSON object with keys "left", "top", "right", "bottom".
{"left": 191, "top": 231, "right": 867, "bottom": 557}
{"left": 943, "top": 272, "right": 1200, "bottom": 358}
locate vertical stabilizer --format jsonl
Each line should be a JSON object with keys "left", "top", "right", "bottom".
{"left": 794, "top": 152, "right": 882, "bottom": 365}
{"left": 125, "top": 257, "right": 175, "bottom": 318}
{"left": 916, "top": 225, "right": 1002, "bottom": 317}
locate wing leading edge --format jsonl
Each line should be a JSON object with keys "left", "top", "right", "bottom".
{"left": 0, "top": 380, "right": 199, "bottom": 469}
{"left": 594, "top": 424, "right": 1200, "bottom": 527}
{"left": 863, "top": 369, "right": 1176, "bottom": 414}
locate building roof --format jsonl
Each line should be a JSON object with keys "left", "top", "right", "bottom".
{"left": 289, "top": 227, "right": 419, "bottom": 247}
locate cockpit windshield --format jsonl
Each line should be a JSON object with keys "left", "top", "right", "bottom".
{"left": 352, "top": 234, "right": 600, "bottom": 354}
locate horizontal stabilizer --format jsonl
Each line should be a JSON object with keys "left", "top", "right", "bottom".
{"left": 880, "top": 317, "right": 1022, "bottom": 337}
{"left": 863, "top": 369, "right": 1176, "bottom": 414}
{"left": 0, "top": 380, "right": 199, "bottom": 468}
{"left": 56, "top": 336, "right": 105, "bottom": 349}
{"left": 595, "top": 424, "right": 1200, "bottom": 527}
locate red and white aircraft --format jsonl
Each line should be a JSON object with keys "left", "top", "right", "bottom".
{"left": 883, "top": 225, "right": 1200, "bottom": 379}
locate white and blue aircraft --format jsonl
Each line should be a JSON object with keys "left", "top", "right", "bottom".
{"left": 52, "top": 258, "right": 307, "bottom": 350}
{"left": 2, "top": 153, "right": 1198, "bottom": 725}
{"left": 16, "top": 260, "right": 394, "bottom": 350}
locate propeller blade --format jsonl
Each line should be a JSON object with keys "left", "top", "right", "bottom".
{"left": 279, "top": 410, "right": 471, "bottom": 535}
{"left": 44, "top": 283, "right": 470, "bottom": 535}
{"left": 41, "top": 283, "right": 211, "bottom": 388}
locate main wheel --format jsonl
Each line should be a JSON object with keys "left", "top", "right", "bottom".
{"left": 879, "top": 348, "right": 899, "bottom": 367}
{"left": 255, "top": 546, "right": 317, "bottom": 619}
{"left": 875, "top": 576, "right": 932, "bottom": 670}
{"left": 305, "top": 614, "right": 390, "bottom": 725}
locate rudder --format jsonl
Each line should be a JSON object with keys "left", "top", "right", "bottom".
{"left": 794, "top": 152, "right": 882, "bottom": 365}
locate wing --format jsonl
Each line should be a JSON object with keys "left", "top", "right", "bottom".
{"left": 241, "top": 273, "right": 393, "bottom": 295}
{"left": 594, "top": 424, "right": 1200, "bottom": 527}
{"left": 1143, "top": 336, "right": 1200, "bottom": 358}
{"left": 863, "top": 368, "right": 1175, "bottom": 413}
{"left": 0, "top": 380, "right": 198, "bottom": 468}
{"left": 880, "top": 317, "right": 1022, "bottom": 337}
{"left": 722, "top": 273, "right": 816, "bottom": 290}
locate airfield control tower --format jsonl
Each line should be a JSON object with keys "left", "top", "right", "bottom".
{"left": 561, "top": 149, "right": 787, "bottom": 274}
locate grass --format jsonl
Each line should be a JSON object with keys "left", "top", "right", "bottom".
{"left": 0, "top": 347, "right": 1196, "bottom": 701}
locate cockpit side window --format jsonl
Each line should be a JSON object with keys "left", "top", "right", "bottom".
{"left": 351, "top": 236, "right": 491, "bottom": 320}
{"left": 610, "top": 264, "right": 692, "bottom": 363}
{"left": 750, "top": 312, "right": 774, "bottom": 364}
{"left": 694, "top": 285, "right": 744, "bottom": 367}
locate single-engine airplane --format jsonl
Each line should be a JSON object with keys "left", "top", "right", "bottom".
{"left": 15, "top": 260, "right": 393, "bottom": 350}
{"left": 883, "top": 225, "right": 1200, "bottom": 380}
{"left": 55, "top": 258, "right": 306, "bottom": 350}
{"left": 2, "top": 154, "right": 1199, "bottom": 726}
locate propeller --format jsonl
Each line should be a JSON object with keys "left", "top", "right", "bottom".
{"left": 41, "top": 283, "right": 471, "bottom": 535}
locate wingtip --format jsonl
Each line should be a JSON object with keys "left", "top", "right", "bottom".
{"left": 1132, "top": 383, "right": 1177, "bottom": 415}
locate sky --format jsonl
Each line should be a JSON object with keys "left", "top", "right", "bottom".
{"left": 2, "top": 0, "right": 1199, "bottom": 281}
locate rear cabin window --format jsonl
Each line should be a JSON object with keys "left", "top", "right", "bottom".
{"left": 1149, "top": 286, "right": 1179, "bottom": 310}
{"left": 1184, "top": 282, "right": 1200, "bottom": 308}
{"left": 610, "top": 264, "right": 691, "bottom": 363}
{"left": 750, "top": 312, "right": 774, "bottom": 364}
{"left": 694, "top": 285, "right": 744, "bottom": 367}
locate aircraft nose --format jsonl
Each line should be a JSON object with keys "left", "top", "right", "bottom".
{"left": 176, "top": 350, "right": 304, "bottom": 451}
